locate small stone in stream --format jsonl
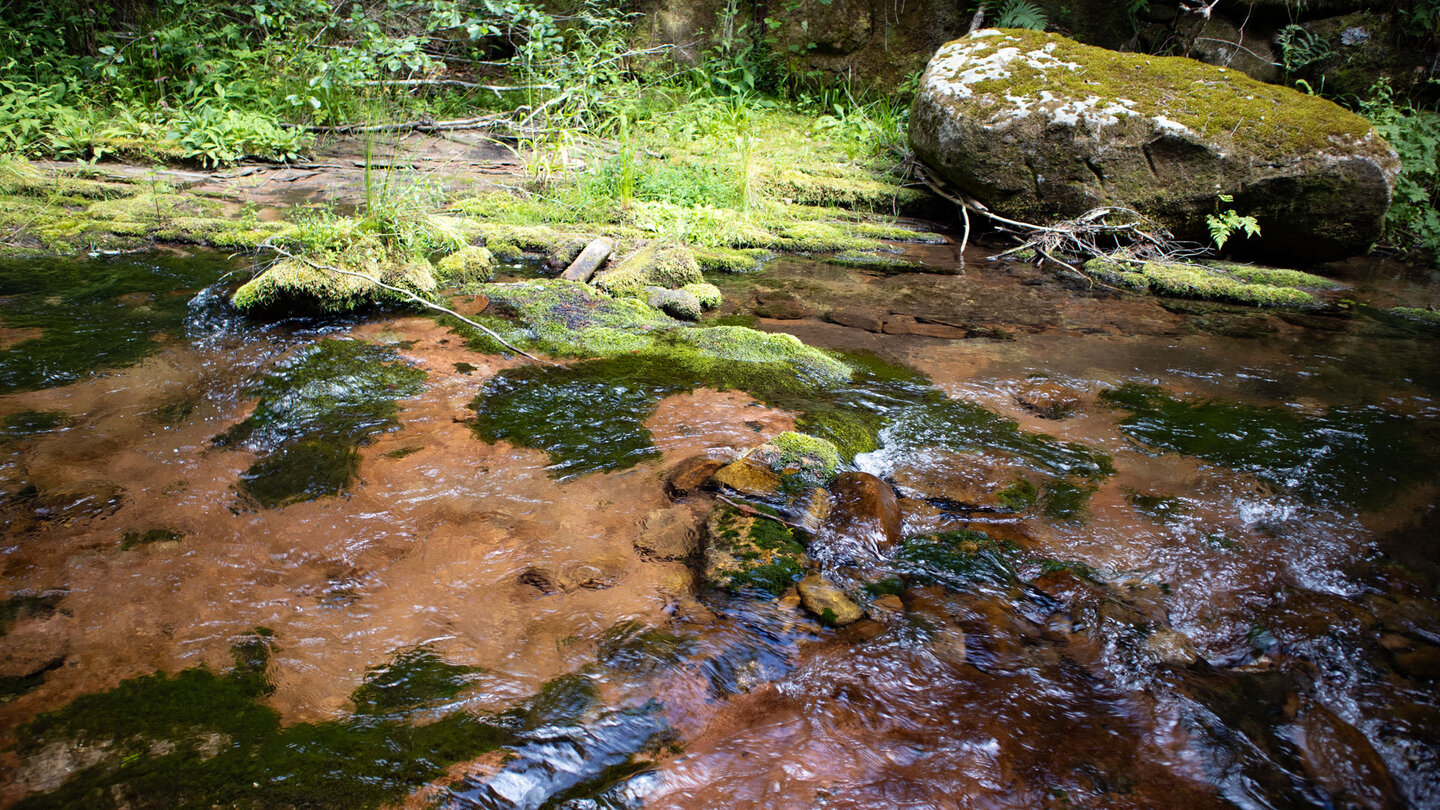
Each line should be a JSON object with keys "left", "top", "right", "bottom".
{"left": 826, "top": 308, "right": 886, "bottom": 333}
{"left": 703, "top": 504, "right": 808, "bottom": 596}
{"left": 635, "top": 507, "right": 700, "bottom": 561}
{"left": 710, "top": 456, "right": 781, "bottom": 499}
{"left": 1144, "top": 628, "right": 1200, "bottom": 667}
{"left": 1015, "top": 380, "right": 1084, "bottom": 419}
{"left": 824, "top": 472, "right": 902, "bottom": 556}
{"left": 0, "top": 614, "right": 72, "bottom": 679}
{"left": 798, "top": 487, "right": 831, "bottom": 533}
{"left": 797, "top": 572, "right": 863, "bottom": 627}
{"left": 666, "top": 455, "right": 725, "bottom": 497}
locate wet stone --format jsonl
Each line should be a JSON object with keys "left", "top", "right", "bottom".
{"left": 665, "top": 455, "right": 724, "bottom": 497}
{"left": 703, "top": 504, "right": 808, "bottom": 597}
{"left": 797, "top": 572, "right": 864, "bottom": 627}
{"left": 826, "top": 307, "right": 886, "bottom": 333}
{"left": 881, "top": 315, "right": 970, "bottom": 339}
{"left": 889, "top": 451, "right": 1036, "bottom": 513}
{"left": 824, "top": 472, "right": 903, "bottom": 557}
{"left": 1144, "top": 628, "right": 1200, "bottom": 667}
{"left": 710, "top": 456, "right": 781, "bottom": 499}
{"left": 1015, "top": 380, "right": 1084, "bottom": 419}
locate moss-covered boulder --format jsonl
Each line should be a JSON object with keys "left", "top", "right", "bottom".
{"left": 910, "top": 29, "right": 1400, "bottom": 260}
{"left": 593, "top": 243, "right": 702, "bottom": 297}
{"left": 702, "top": 504, "right": 809, "bottom": 596}
{"left": 436, "top": 245, "right": 495, "bottom": 284}
{"left": 231, "top": 255, "right": 438, "bottom": 313}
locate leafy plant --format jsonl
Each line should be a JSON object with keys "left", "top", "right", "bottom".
{"left": 1206, "top": 194, "right": 1261, "bottom": 250}
{"left": 986, "top": 0, "right": 1049, "bottom": 30}
{"left": 1275, "top": 25, "right": 1334, "bottom": 76}
{"left": 1361, "top": 80, "right": 1440, "bottom": 265}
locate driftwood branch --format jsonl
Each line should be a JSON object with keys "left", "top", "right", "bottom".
{"left": 257, "top": 241, "right": 554, "bottom": 366}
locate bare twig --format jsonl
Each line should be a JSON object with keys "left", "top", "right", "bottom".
{"left": 716, "top": 493, "right": 809, "bottom": 532}
{"left": 257, "top": 240, "right": 554, "bottom": 366}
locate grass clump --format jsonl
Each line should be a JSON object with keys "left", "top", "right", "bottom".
{"left": 213, "top": 339, "right": 426, "bottom": 508}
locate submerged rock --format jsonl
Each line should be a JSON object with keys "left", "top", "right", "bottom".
{"left": 910, "top": 29, "right": 1399, "bottom": 260}
{"left": 796, "top": 572, "right": 863, "bottom": 626}
{"left": 1015, "top": 380, "right": 1083, "bottom": 419}
{"left": 665, "top": 455, "right": 725, "bottom": 497}
{"left": 635, "top": 506, "right": 701, "bottom": 561}
{"left": 824, "top": 472, "right": 902, "bottom": 557}
{"left": 889, "top": 450, "right": 1038, "bottom": 513}
{"left": 711, "top": 455, "right": 782, "bottom": 499}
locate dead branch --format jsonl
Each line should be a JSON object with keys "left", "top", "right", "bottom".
{"left": 716, "top": 493, "right": 810, "bottom": 532}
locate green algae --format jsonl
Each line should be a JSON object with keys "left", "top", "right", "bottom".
{"left": 898, "top": 530, "right": 1020, "bottom": 590}
{"left": 0, "top": 410, "right": 73, "bottom": 443}
{"left": 214, "top": 339, "right": 426, "bottom": 508}
{"left": 1041, "top": 480, "right": 1095, "bottom": 522}
{"left": 120, "top": 528, "right": 185, "bottom": 550}
{"left": 706, "top": 503, "right": 808, "bottom": 597}
{"left": 0, "top": 251, "right": 234, "bottom": 394}
{"left": 12, "top": 633, "right": 520, "bottom": 810}
{"left": 350, "top": 646, "right": 483, "bottom": 715}
{"left": 0, "top": 592, "right": 65, "bottom": 637}
{"left": 1100, "top": 384, "right": 1434, "bottom": 508}
{"left": 882, "top": 400, "right": 1114, "bottom": 480}
{"left": 469, "top": 347, "right": 919, "bottom": 479}
{"left": 995, "top": 478, "right": 1039, "bottom": 512}
{"left": 1079, "top": 257, "right": 1323, "bottom": 306}
{"left": 1125, "top": 490, "right": 1188, "bottom": 524}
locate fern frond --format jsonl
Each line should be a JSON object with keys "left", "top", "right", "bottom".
{"left": 995, "top": 0, "right": 1048, "bottom": 30}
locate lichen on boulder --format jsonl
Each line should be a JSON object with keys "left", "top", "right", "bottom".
{"left": 909, "top": 29, "right": 1400, "bottom": 260}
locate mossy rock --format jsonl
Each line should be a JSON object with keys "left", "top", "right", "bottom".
{"left": 1080, "top": 257, "right": 1327, "bottom": 307}
{"left": 702, "top": 503, "right": 809, "bottom": 597}
{"left": 436, "top": 245, "right": 495, "bottom": 284}
{"left": 593, "top": 243, "right": 703, "bottom": 297}
{"left": 910, "top": 29, "right": 1399, "bottom": 260}
{"left": 683, "top": 282, "right": 723, "bottom": 310}
{"left": 647, "top": 287, "right": 702, "bottom": 321}
{"left": 231, "top": 253, "right": 438, "bottom": 314}
{"left": 752, "top": 431, "right": 841, "bottom": 489}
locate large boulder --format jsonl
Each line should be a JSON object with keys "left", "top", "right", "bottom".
{"left": 910, "top": 29, "right": 1400, "bottom": 261}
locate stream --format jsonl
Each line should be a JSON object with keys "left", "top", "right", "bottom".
{"left": 0, "top": 240, "right": 1437, "bottom": 809}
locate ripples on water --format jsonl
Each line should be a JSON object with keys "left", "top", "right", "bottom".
{"left": 0, "top": 250, "right": 1436, "bottom": 808}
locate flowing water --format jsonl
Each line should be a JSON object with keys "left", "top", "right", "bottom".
{"left": 0, "top": 243, "right": 1437, "bottom": 809}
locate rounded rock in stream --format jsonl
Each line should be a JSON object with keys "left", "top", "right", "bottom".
{"left": 822, "top": 472, "right": 903, "bottom": 558}
{"left": 635, "top": 506, "right": 702, "bottom": 562}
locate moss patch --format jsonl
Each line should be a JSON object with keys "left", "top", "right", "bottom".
{"left": 952, "top": 29, "right": 1373, "bottom": 160}
{"left": 214, "top": 339, "right": 426, "bottom": 508}
{"left": 12, "top": 633, "right": 520, "bottom": 810}
{"left": 350, "top": 646, "right": 483, "bottom": 715}
{"left": 898, "top": 530, "right": 1020, "bottom": 590}
{"left": 704, "top": 504, "right": 808, "bottom": 596}
{"left": 120, "top": 528, "right": 185, "bottom": 550}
